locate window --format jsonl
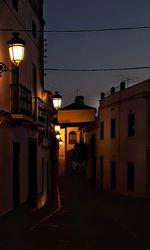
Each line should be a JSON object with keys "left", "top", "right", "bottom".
{"left": 110, "top": 161, "right": 116, "bottom": 190}
{"left": 127, "top": 162, "right": 135, "bottom": 192}
{"left": 90, "top": 134, "right": 96, "bottom": 158}
{"left": 128, "top": 113, "right": 135, "bottom": 136}
{"left": 32, "top": 20, "right": 37, "bottom": 39}
{"left": 12, "top": 0, "right": 18, "bottom": 11}
{"left": 111, "top": 118, "right": 116, "bottom": 139}
{"left": 69, "top": 131, "right": 77, "bottom": 144}
{"left": 100, "top": 122, "right": 104, "bottom": 140}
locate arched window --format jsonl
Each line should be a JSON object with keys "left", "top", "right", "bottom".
{"left": 69, "top": 131, "right": 77, "bottom": 144}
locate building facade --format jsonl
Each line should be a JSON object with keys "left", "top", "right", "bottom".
{"left": 0, "top": 0, "right": 51, "bottom": 215}
{"left": 97, "top": 80, "right": 150, "bottom": 197}
{"left": 80, "top": 120, "right": 99, "bottom": 186}
{"left": 57, "top": 96, "right": 96, "bottom": 176}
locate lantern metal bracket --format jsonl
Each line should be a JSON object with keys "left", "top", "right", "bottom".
{"left": 0, "top": 62, "right": 15, "bottom": 77}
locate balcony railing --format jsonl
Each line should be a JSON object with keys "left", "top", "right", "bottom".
{"left": 11, "top": 84, "right": 32, "bottom": 116}
{"left": 33, "top": 97, "right": 47, "bottom": 123}
{"left": 37, "top": 97, "right": 46, "bottom": 122}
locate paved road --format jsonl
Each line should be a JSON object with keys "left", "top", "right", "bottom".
{"left": 1, "top": 175, "right": 150, "bottom": 250}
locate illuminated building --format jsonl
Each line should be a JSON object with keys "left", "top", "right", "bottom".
{"left": 0, "top": 0, "right": 51, "bottom": 215}
{"left": 57, "top": 96, "right": 96, "bottom": 176}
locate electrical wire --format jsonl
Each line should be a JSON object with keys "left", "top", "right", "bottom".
{"left": 44, "top": 66, "right": 150, "bottom": 72}
{"left": 1, "top": 25, "right": 150, "bottom": 33}
{"left": 44, "top": 25, "right": 150, "bottom": 33}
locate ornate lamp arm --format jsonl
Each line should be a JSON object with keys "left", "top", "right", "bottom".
{"left": 0, "top": 62, "right": 14, "bottom": 76}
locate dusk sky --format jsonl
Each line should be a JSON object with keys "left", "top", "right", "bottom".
{"left": 43, "top": 1, "right": 150, "bottom": 109}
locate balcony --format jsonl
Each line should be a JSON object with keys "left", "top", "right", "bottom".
{"left": 11, "top": 84, "right": 32, "bottom": 119}
{"left": 33, "top": 97, "right": 47, "bottom": 124}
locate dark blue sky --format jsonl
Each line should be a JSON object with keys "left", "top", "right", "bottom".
{"left": 44, "top": 0, "right": 150, "bottom": 108}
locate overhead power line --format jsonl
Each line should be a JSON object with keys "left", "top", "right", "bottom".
{"left": 44, "top": 25, "right": 150, "bottom": 33}
{"left": 44, "top": 66, "right": 150, "bottom": 72}
{"left": 1, "top": 25, "right": 150, "bottom": 33}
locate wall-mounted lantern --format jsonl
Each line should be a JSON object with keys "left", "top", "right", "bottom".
{"left": 7, "top": 32, "right": 25, "bottom": 66}
{"left": 0, "top": 32, "right": 25, "bottom": 76}
{"left": 52, "top": 91, "right": 62, "bottom": 110}
{"left": 59, "top": 138, "right": 63, "bottom": 145}
{"left": 54, "top": 124, "right": 60, "bottom": 132}
{"left": 56, "top": 132, "right": 61, "bottom": 140}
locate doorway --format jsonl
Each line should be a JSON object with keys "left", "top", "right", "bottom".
{"left": 28, "top": 138, "right": 37, "bottom": 207}
{"left": 13, "top": 142, "right": 20, "bottom": 208}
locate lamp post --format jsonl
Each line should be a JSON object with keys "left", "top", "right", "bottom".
{"left": 0, "top": 32, "right": 25, "bottom": 76}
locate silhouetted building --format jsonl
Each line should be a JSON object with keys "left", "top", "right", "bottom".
{"left": 80, "top": 119, "right": 99, "bottom": 185}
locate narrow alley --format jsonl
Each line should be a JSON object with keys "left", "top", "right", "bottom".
{"left": 1, "top": 173, "right": 150, "bottom": 250}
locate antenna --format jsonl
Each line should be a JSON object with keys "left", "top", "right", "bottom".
{"left": 76, "top": 88, "right": 79, "bottom": 96}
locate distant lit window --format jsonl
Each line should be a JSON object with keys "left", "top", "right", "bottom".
{"left": 128, "top": 113, "right": 135, "bottom": 136}
{"left": 12, "top": 0, "right": 18, "bottom": 11}
{"left": 111, "top": 118, "right": 116, "bottom": 139}
{"left": 69, "top": 131, "right": 77, "bottom": 144}
{"left": 100, "top": 122, "right": 104, "bottom": 140}
{"left": 32, "top": 20, "right": 36, "bottom": 39}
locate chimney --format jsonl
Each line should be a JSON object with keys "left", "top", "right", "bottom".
{"left": 111, "top": 87, "right": 115, "bottom": 95}
{"left": 120, "top": 81, "right": 125, "bottom": 90}
{"left": 75, "top": 96, "right": 84, "bottom": 104}
{"left": 101, "top": 92, "right": 105, "bottom": 99}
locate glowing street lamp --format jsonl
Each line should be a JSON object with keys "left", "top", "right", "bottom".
{"left": 52, "top": 91, "right": 62, "bottom": 110}
{"left": 59, "top": 138, "right": 63, "bottom": 145}
{"left": 56, "top": 132, "right": 61, "bottom": 140}
{"left": 7, "top": 32, "right": 25, "bottom": 66}
{"left": 0, "top": 32, "right": 25, "bottom": 76}
{"left": 54, "top": 124, "right": 60, "bottom": 132}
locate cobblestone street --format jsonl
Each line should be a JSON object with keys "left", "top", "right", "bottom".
{"left": 1, "top": 175, "right": 150, "bottom": 250}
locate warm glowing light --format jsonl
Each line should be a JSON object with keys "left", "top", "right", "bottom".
{"left": 59, "top": 138, "right": 63, "bottom": 145}
{"left": 52, "top": 91, "right": 62, "bottom": 110}
{"left": 54, "top": 124, "right": 60, "bottom": 132}
{"left": 56, "top": 132, "right": 61, "bottom": 140}
{"left": 7, "top": 33, "right": 25, "bottom": 66}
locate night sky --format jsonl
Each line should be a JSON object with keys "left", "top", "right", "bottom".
{"left": 43, "top": 0, "right": 150, "bottom": 109}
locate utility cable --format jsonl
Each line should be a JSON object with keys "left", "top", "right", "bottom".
{"left": 44, "top": 66, "right": 150, "bottom": 72}
{"left": 1, "top": 25, "right": 150, "bottom": 33}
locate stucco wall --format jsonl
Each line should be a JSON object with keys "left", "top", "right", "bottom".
{"left": 98, "top": 81, "right": 150, "bottom": 197}
{"left": 58, "top": 109, "right": 96, "bottom": 123}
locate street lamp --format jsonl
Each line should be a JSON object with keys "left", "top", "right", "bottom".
{"left": 56, "top": 132, "right": 61, "bottom": 140}
{"left": 54, "top": 124, "right": 60, "bottom": 132}
{"left": 59, "top": 138, "right": 63, "bottom": 145}
{"left": 52, "top": 91, "right": 62, "bottom": 110}
{"left": 0, "top": 32, "right": 25, "bottom": 76}
{"left": 7, "top": 32, "right": 25, "bottom": 66}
